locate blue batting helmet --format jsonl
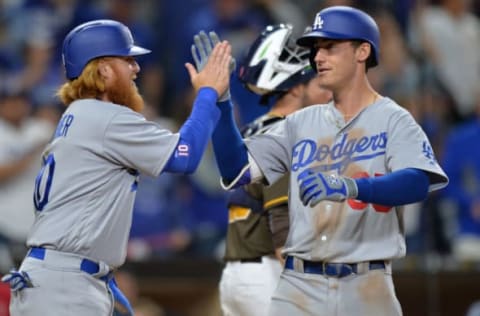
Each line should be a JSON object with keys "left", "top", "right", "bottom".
{"left": 62, "top": 19, "right": 151, "bottom": 80}
{"left": 297, "top": 6, "right": 380, "bottom": 67}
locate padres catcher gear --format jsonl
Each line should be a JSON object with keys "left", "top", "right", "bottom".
{"left": 238, "top": 24, "right": 315, "bottom": 97}
{"left": 62, "top": 19, "right": 151, "bottom": 80}
{"left": 297, "top": 6, "right": 380, "bottom": 69}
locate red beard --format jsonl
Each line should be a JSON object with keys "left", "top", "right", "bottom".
{"left": 107, "top": 71, "right": 144, "bottom": 113}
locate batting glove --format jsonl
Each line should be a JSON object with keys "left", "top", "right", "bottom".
{"left": 191, "top": 30, "right": 236, "bottom": 102}
{"left": 1, "top": 269, "right": 33, "bottom": 292}
{"left": 298, "top": 169, "right": 358, "bottom": 207}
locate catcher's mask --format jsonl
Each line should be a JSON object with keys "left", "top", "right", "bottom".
{"left": 237, "top": 24, "right": 315, "bottom": 104}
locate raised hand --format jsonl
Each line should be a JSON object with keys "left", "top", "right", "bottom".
{"left": 298, "top": 169, "right": 358, "bottom": 207}
{"left": 188, "top": 30, "right": 235, "bottom": 101}
{"left": 191, "top": 30, "right": 214, "bottom": 72}
{"left": 185, "top": 38, "right": 232, "bottom": 100}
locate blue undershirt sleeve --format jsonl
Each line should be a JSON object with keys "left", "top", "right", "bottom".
{"left": 355, "top": 168, "right": 430, "bottom": 206}
{"left": 211, "top": 100, "right": 248, "bottom": 181}
{"left": 163, "top": 87, "right": 220, "bottom": 174}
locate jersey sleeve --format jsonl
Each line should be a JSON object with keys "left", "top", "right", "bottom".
{"left": 386, "top": 109, "right": 448, "bottom": 191}
{"left": 102, "top": 110, "right": 179, "bottom": 177}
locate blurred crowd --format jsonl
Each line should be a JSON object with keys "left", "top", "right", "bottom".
{"left": 0, "top": 0, "right": 480, "bottom": 282}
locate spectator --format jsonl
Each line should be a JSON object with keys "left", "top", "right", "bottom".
{"left": 157, "top": 0, "right": 270, "bottom": 124}
{"left": 0, "top": 90, "right": 55, "bottom": 272}
{"left": 369, "top": 9, "right": 421, "bottom": 110}
{"left": 412, "top": 0, "right": 480, "bottom": 122}
{"left": 251, "top": 0, "right": 308, "bottom": 38}
{"left": 441, "top": 99, "right": 480, "bottom": 263}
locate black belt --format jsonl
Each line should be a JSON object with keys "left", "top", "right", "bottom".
{"left": 239, "top": 257, "right": 262, "bottom": 263}
{"left": 285, "top": 256, "right": 386, "bottom": 278}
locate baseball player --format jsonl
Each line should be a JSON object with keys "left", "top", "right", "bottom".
{"left": 1, "top": 19, "right": 232, "bottom": 316}
{"left": 202, "top": 25, "right": 331, "bottom": 316}
{"left": 208, "top": 6, "right": 449, "bottom": 316}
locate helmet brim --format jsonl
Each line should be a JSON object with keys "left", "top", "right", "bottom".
{"left": 296, "top": 30, "right": 355, "bottom": 47}
{"left": 128, "top": 45, "right": 151, "bottom": 56}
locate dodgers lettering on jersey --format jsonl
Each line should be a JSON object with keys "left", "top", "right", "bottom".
{"left": 291, "top": 132, "right": 387, "bottom": 173}
{"left": 244, "top": 97, "right": 448, "bottom": 262}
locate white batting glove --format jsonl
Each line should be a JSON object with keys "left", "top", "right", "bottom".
{"left": 191, "top": 30, "right": 236, "bottom": 102}
{"left": 1, "top": 269, "right": 33, "bottom": 291}
{"left": 298, "top": 169, "right": 358, "bottom": 207}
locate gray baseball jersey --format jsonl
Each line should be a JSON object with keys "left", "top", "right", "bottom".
{"left": 244, "top": 97, "right": 448, "bottom": 262}
{"left": 27, "top": 99, "right": 179, "bottom": 267}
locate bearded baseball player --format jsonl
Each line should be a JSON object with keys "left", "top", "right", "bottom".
{"left": 208, "top": 6, "right": 449, "bottom": 316}
{"left": 1, "top": 19, "right": 232, "bottom": 315}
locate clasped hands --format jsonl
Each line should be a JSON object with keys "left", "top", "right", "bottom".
{"left": 298, "top": 168, "right": 358, "bottom": 207}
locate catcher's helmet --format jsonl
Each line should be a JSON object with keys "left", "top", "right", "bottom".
{"left": 62, "top": 19, "right": 151, "bottom": 80}
{"left": 238, "top": 24, "right": 315, "bottom": 97}
{"left": 297, "top": 6, "right": 380, "bottom": 68}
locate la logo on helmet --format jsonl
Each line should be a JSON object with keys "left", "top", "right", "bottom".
{"left": 313, "top": 14, "right": 324, "bottom": 30}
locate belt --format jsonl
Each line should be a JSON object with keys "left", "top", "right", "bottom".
{"left": 28, "top": 247, "right": 105, "bottom": 277}
{"left": 285, "top": 256, "right": 386, "bottom": 278}
{"left": 27, "top": 247, "right": 133, "bottom": 315}
{"left": 239, "top": 257, "right": 262, "bottom": 263}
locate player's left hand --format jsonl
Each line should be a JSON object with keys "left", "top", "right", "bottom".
{"left": 298, "top": 169, "right": 358, "bottom": 207}
{"left": 191, "top": 30, "right": 236, "bottom": 102}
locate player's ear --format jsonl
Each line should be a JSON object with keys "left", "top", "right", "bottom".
{"left": 97, "top": 58, "right": 112, "bottom": 79}
{"left": 355, "top": 42, "right": 371, "bottom": 65}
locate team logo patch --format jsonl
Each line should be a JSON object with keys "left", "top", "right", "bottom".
{"left": 313, "top": 13, "right": 324, "bottom": 30}
{"left": 422, "top": 141, "right": 437, "bottom": 165}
